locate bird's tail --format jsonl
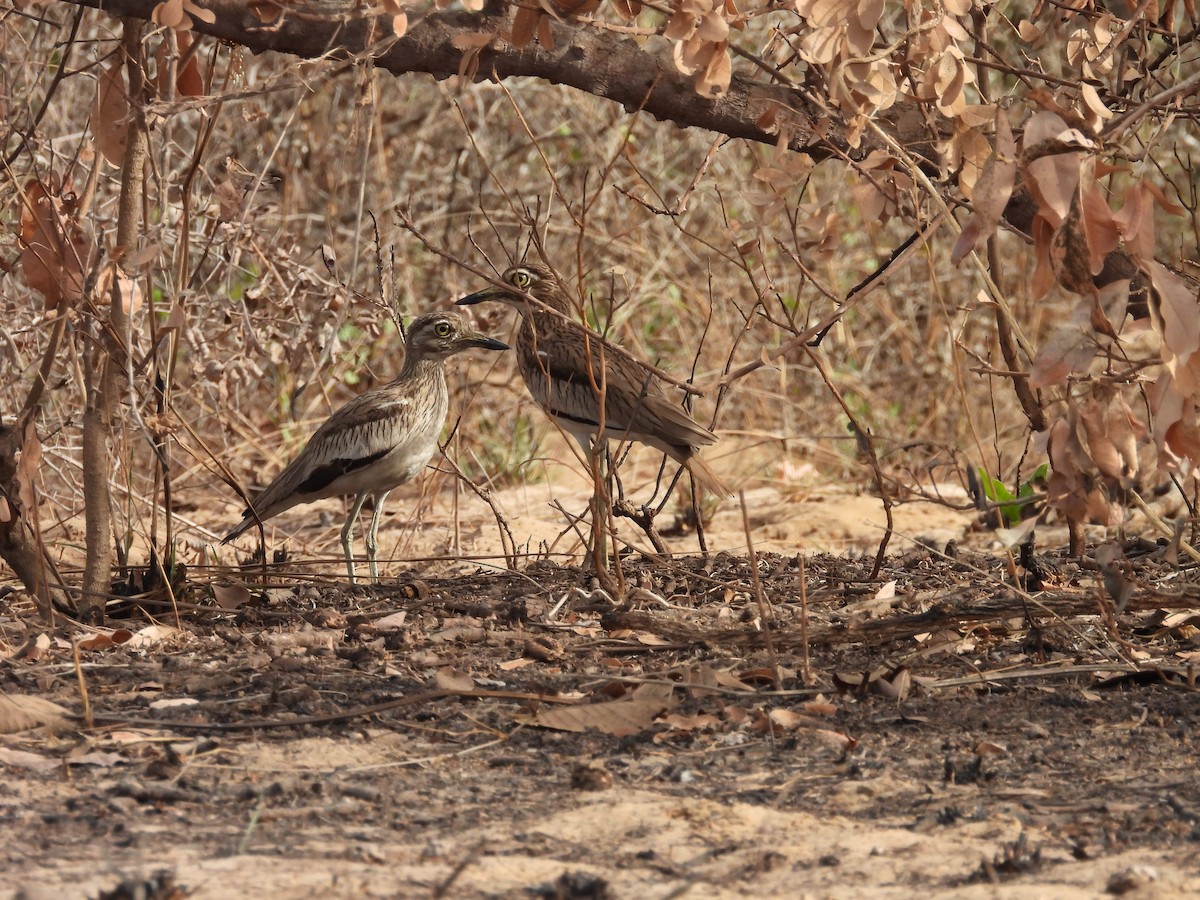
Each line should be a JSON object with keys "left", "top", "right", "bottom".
{"left": 685, "top": 453, "right": 732, "bottom": 498}
{"left": 221, "top": 511, "right": 254, "bottom": 544}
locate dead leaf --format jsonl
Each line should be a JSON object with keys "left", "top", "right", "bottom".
{"left": 952, "top": 108, "right": 1015, "bottom": 263}
{"left": 93, "top": 58, "right": 129, "bottom": 167}
{"left": 0, "top": 747, "right": 58, "bottom": 773}
{"left": 513, "top": 683, "right": 674, "bottom": 735}
{"left": 498, "top": 657, "right": 536, "bottom": 671}
{"left": 9, "top": 632, "right": 51, "bottom": 662}
{"left": 148, "top": 697, "right": 200, "bottom": 710}
{"left": 18, "top": 175, "right": 93, "bottom": 313}
{"left": 374, "top": 611, "right": 408, "bottom": 631}
{"left": 510, "top": 5, "right": 540, "bottom": 48}
{"left": 211, "top": 581, "right": 251, "bottom": 610}
{"left": 801, "top": 698, "right": 839, "bottom": 716}
{"left": 434, "top": 666, "right": 476, "bottom": 692}
{"left": 155, "top": 29, "right": 205, "bottom": 99}
{"left": 77, "top": 629, "right": 134, "bottom": 652}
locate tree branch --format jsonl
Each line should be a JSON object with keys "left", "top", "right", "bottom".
{"left": 70, "top": 0, "right": 835, "bottom": 156}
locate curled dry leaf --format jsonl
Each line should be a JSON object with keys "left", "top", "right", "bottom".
{"left": 77, "top": 629, "right": 134, "bottom": 651}
{"left": 12, "top": 417, "right": 41, "bottom": 522}
{"left": 1111, "top": 181, "right": 1157, "bottom": 265}
{"left": 1045, "top": 391, "right": 1140, "bottom": 524}
{"left": 373, "top": 610, "right": 408, "bottom": 631}
{"left": 152, "top": 0, "right": 217, "bottom": 32}
{"left": 18, "top": 176, "right": 93, "bottom": 314}
{"left": 697, "top": 43, "right": 731, "bottom": 98}
{"left": 453, "top": 33, "right": 497, "bottom": 80}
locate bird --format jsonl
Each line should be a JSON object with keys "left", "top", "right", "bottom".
{"left": 222, "top": 311, "right": 509, "bottom": 583}
{"left": 456, "top": 263, "right": 729, "bottom": 497}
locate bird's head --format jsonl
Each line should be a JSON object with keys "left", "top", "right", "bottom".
{"left": 455, "top": 264, "right": 570, "bottom": 313}
{"left": 405, "top": 311, "right": 509, "bottom": 361}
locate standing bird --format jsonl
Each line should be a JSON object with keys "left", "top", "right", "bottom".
{"left": 223, "top": 312, "right": 509, "bottom": 583}
{"left": 457, "top": 264, "right": 729, "bottom": 497}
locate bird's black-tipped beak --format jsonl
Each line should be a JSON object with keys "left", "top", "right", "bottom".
{"left": 456, "top": 285, "right": 505, "bottom": 307}
{"left": 464, "top": 332, "right": 509, "bottom": 352}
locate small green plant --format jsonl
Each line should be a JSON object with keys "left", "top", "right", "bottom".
{"left": 977, "top": 463, "right": 1049, "bottom": 528}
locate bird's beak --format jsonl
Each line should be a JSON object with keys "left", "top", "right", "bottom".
{"left": 456, "top": 285, "right": 506, "bottom": 307}
{"left": 463, "top": 331, "right": 509, "bottom": 352}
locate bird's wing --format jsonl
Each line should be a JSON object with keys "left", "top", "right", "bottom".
{"left": 527, "top": 327, "right": 717, "bottom": 449}
{"left": 231, "top": 382, "right": 438, "bottom": 530}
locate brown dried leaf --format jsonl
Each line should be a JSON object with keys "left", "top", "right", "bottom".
{"left": 663, "top": 9, "right": 696, "bottom": 42}
{"left": 124, "top": 624, "right": 185, "bottom": 649}
{"left": 1112, "top": 181, "right": 1157, "bottom": 265}
{"left": 152, "top": 0, "right": 186, "bottom": 29}
{"left": 510, "top": 5, "right": 539, "bottom": 48}
{"left": 77, "top": 629, "right": 133, "bottom": 651}
{"left": 513, "top": 683, "right": 673, "bottom": 735}
{"left": 452, "top": 32, "right": 495, "bottom": 50}
{"left": 93, "top": 58, "right": 128, "bottom": 167}
{"left": 1080, "top": 82, "right": 1112, "bottom": 125}
{"left": 18, "top": 176, "right": 92, "bottom": 313}
{"left": 661, "top": 712, "right": 721, "bottom": 732}
{"left": 1080, "top": 183, "right": 1120, "bottom": 276}
{"left": 1030, "top": 214, "right": 1057, "bottom": 299}
{"left": 155, "top": 30, "right": 204, "bottom": 99}
{"left": 1147, "top": 261, "right": 1200, "bottom": 363}
{"left": 211, "top": 581, "right": 251, "bottom": 609}
{"left": 434, "top": 666, "right": 476, "bottom": 692}
{"left": 14, "top": 417, "right": 41, "bottom": 518}
{"left": 0, "top": 747, "right": 58, "bottom": 773}
{"left": 952, "top": 109, "right": 1015, "bottom": 264}
{"left": 697, "top": 43, "right": 731, "bottom": 98}
{"left": 536, "top": 12, "right": 555, "bottom": 49}
{"left": 1022, "top": 112, "right": 1087, "bottom": 228}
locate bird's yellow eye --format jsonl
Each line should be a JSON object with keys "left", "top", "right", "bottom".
{"left": 511, "top": 270, "right": 532, "bottom": 289}
{"left": 434, "top": 321, "right": 452, "bottom": 337}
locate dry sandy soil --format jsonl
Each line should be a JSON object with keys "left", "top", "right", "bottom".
{"left": 2, "top": 472, "right": 1200, "bottom": 899}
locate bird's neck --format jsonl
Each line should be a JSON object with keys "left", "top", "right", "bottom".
{"left": 399, "top": 354, "right": 446, "bottom": 381}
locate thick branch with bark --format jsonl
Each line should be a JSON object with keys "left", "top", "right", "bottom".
{"left": 74, "top": 0, "right": 834, "bottom": 155}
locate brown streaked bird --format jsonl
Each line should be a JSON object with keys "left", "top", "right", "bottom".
{"left": 223, "top": 312, "right": 509, "bottom": 583}
{"left": 457, "top": 264, "right": 729, "bottom": 496}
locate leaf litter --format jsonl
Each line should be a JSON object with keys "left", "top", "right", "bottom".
{"left": 1, "top": 548, "right": 1199, "bottom": 896}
